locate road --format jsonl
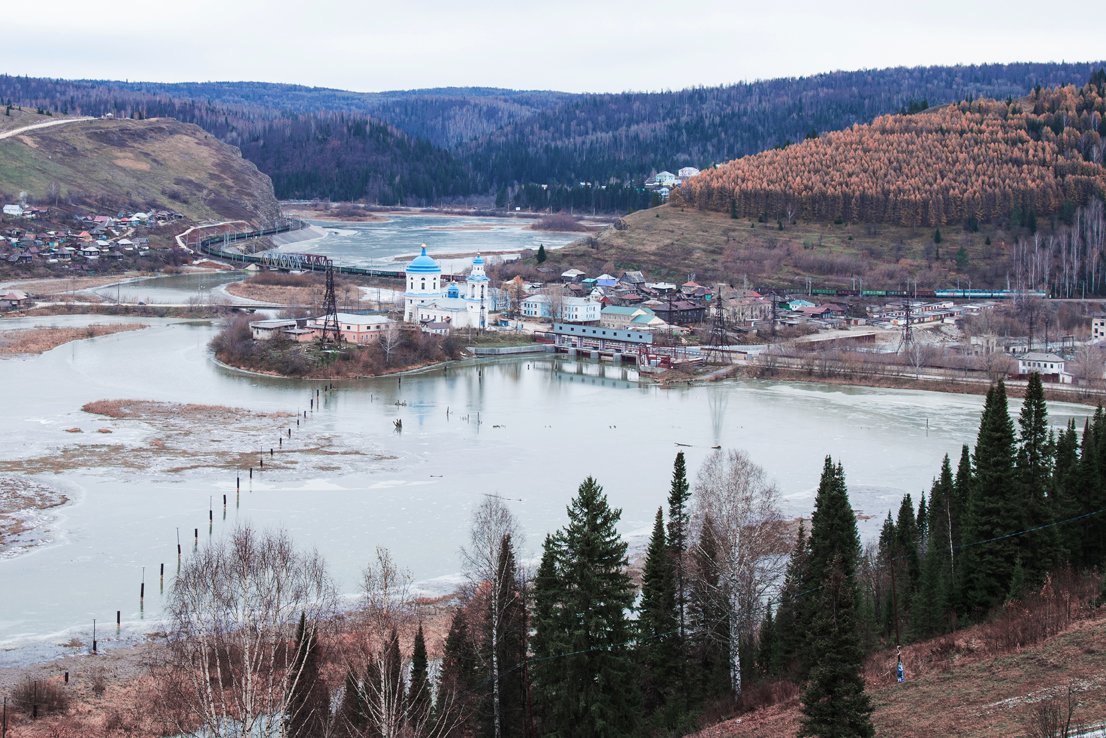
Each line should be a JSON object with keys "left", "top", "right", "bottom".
{"left": 0, "top": 116, "right": 95, "bottom": 140}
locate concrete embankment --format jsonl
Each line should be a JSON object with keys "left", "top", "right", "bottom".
{"left": 468, "top": 345, "right": 555, "bottom": 356}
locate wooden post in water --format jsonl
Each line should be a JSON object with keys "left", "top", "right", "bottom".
{"left": 176, "top": 528, "right": 181, "bottom": 561}
{"left": 116, "top": 610, "right": 121, "bottom": 629}
{"left": 63, "top": 671, "right": 68, "bottom": 684}
{"left": 249, "top": 467, "right": 253, "bottom": 479}
{"left": 92, "top": 619, "right": 97, "bottom": 654}
{"left": 194, "top": 528, "right": 198, "bottom": 548}
{"left": 279, "top": 437, "right": 282, "bottom": 448}
{"left": 140, "top": 566, "right": 145, "bottom": 605}
{"left": 160, "top": 563, "right": 164, "bottom": 593}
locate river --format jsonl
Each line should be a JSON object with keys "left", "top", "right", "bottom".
{"left": 270, "top": 213, "right": 581, "bottom": 274}
{"left": 0, "top": 313, "right": 1093, "bottom": 664}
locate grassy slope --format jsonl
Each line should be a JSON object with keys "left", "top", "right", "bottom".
{"left": 0, "top": 117, "right": 280, "bottom": 224}
{"left": 544, "top": 204, "right": 1042, "bottom": 291}
{"left": 0, "top": 107, "right": 56, "bottom": 133}
{"left": 695, "top": 612, "right": 1106, "bottom": 738}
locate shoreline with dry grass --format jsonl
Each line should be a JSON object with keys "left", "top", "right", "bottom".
{"left": 0, "top": 323, "right": 147, "bottom": 357}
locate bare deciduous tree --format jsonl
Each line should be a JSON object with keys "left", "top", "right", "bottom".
{"left": 459, "top": 497, "right": 522, "bottom": 738}
{"left": 339, "top": 548, "right": 461, "bottom": 738}
{"left": 691, "top": 449, "right": 786, "bottom": 700}
{"left": 379, "top": 324, "right": 402, "bottom": 367}
{"left": 159, "top": 525, "right": 336, "bottom": 738}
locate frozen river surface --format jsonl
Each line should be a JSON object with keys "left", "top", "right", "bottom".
{"left": 0, "top": 306, "right": 1093, "bottom": 665}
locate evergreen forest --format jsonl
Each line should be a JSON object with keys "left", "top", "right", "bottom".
{"left": 1, "top": 62, "right": 1103, "bottom": 207}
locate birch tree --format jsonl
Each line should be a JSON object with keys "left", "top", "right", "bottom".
{"left": 691, "top": 449, "right": 786, "bottom": 700}
{"left": 459, "top": 497, "right": 522, "bottom": 738}
{"left": 161, "top": 525, "right": 336, "bottom": 738}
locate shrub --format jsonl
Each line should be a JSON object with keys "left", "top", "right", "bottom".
{"left": 11, "top": 676, "right": 69, "bottom": 716}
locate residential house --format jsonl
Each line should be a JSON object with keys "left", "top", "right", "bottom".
{"left": 1, "top": 290, "right": 28, "bottom": 309}
{"left": 1016, "top": 352, "right": 1070, "bottom": 383}
{"left": 600, "top": 305, "right": 664, "bottom": 330}
{"left": 307, "top": 313, "right": 396, "bottom": 345}
{"left": 1093, "top": 317, "right": 1106, "bottom": 341}
{"left": 560, "top": 268, "right": 586, "bottom": 284}
{"left": 647, "top": 299, "right": 706, "bottom": 326}
{"left": 677, "top": 166, "right": 701, "bottom": 180}
{"left": 250, "top": 319, "right": 300, "bottom": 341}
{"left": 620, "top": 271, "right": 646, "bottom": 288}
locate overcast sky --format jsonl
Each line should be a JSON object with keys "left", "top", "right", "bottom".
{"left": 2, "top": 0, "right": 1100, "bottom": 93}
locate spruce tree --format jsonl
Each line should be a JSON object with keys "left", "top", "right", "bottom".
{"left": 687, "top": 513, "right": 730, "bottom": 700}
{"left": 799, "top": 459, "right": 874, "bottom": 738}
{"left": 637, "top": 508, "right": 678, "bottom": 718}
{"left": 1017, "top": 372, "right": 1061, "bottom": 582}
{"left": 961, "top": 381, "right": 1021, "bottom": 615}
{"left": 772, "top": 520, "right": 810, "bottom": 678}
{"left": 335, "top": 665, "right": 368, "bottom": 738}
{"left": 286, "top": 612, "right": 328, "bottom": 738}
{"left": 756, "top": 602, "right": 778, "bottom": 678}
{"left": 665, "top": 451, "right": 693, "bottom": 710}
{"left": 408, "top": 623, "right": 432, "bottom": 732}
{"left": 805, "top": 457, "right": 861, "bottom": 592}
{"left": 799, "top": 557, "right": 875, "bottom": 738}
{"left": 912, "top": 456, "right": 957, "bottom": 638}
{"left": 438, "top": 608, "right": 481, "bottom": 736}
{"left": 531, "top": 477, "right": 640, "bottom": 737}
{"left": 1051, "top": 420, "right": 1081, "bottom": 561}
{"left": 536, "top": 243, "right": 547, "bottom": 263}
{"left": 1074, "top": 420, "right": 1104, "bottom": 569}
{"left": 666, "top": 451, "right": 692, "bottom": 639}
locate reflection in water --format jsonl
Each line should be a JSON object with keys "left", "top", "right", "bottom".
{"left": 708, "top": 387, "right": 729, "bottom": 445}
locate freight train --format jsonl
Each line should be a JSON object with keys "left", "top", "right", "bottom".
{"left": 807, "top": 288, "right": 1047, "bottom": 299}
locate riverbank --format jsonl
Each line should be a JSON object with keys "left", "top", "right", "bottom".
{"left": 731, "top": 361, "right": 1106, "bottom": 407}
{"left": 0, "top": 323, "right": 147, "bottom": 356}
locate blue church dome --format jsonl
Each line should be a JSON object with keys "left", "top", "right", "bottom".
{"left": 406, "top": 245, "right": 441, "bottom": 274}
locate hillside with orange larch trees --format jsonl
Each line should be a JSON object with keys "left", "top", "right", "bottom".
{"left": 675, "top": 75, "right": 1106, "bottom": 230}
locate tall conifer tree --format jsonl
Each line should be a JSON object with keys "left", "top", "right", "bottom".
{"left": 438, "top": 608, "right": 481, "bottom": 736}
{"left": 531, "top": 477, "right": 639, "bottom": 737}
{"left": 961, "top": 381, "right": 1020, "bottom": 615}
{"left": 799, "top": 458, "right": 874, "bottom": 738}
{"left": 687, "top": 513, "right": 731, "bottom": 702}
{"left": 408, "top": 623, "right": 432, "bottom": 732}
{"left": 286, "top": 612, "right": 328, "bottom": 738}
{"left": 665, "top": 452, "right": 693, "bottom": 710}
{"left": 1017, "top": 372, "right": 1061, "bottom": 582}
{"left": 637, "top": 508, "right": 678, "bottom": 719}
{"left": 772, "top": 520, "right": 810, "bottom": 678}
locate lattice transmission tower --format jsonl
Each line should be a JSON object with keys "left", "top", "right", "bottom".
{"left": 705, "top": 285, "right": 731, "bottom": 364}
{"left": 317, "top": 260, "right": 342, "bottom": 346}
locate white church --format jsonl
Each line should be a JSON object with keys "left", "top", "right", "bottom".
{"left": 402, "top": 245, "right": 490, "bottom": 330}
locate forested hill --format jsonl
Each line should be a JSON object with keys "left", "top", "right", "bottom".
{"left": 81, "top": 82, "right": 572, "bottom": 148}
{"left": 0, "top": 77, "right": 473, "bottom": 204}
{"left": 464, "top": 62, "right": 1106, "bottom": 189}
{"left": 675, "top": 76, "right": 1106, "bottom": 228}
{"left": 2, "top": 62, "right": 1103, "bottom": 205}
